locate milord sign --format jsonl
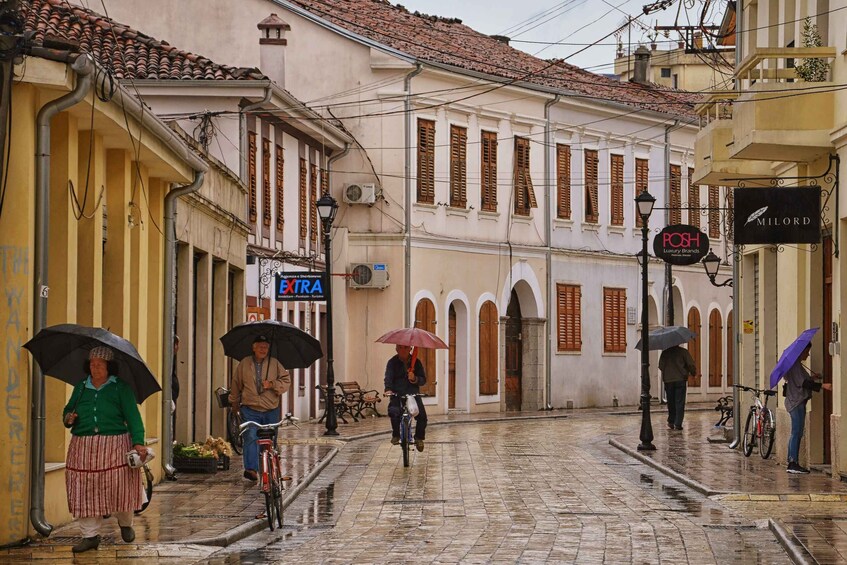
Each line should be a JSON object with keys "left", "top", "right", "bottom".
{"left": 733, "top": 187, "right": 820, "bottom": 245}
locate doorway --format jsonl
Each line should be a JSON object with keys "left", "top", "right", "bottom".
{"left": 505, "top": 289, "right": 522, "bottom": 411}
{"left": 448, "top": 304, "right": 456, "bottom": 409}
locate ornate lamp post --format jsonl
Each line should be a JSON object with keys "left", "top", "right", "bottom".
{"left": 636, "top": 189, "right": 656, "bottom": 451}
{"left": 702, "top": 249, "right": 733, "bottom": 287}
{"left": 316, "top": 193, "right": 339, "bottom": 436}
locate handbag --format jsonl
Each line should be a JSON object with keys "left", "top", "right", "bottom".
{"left": 406, "top": 395, "right": 419, "bottom": 417}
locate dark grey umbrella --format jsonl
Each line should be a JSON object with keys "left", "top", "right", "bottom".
{"left": 634, "top": 325, "right": 697, "bottom": 351}
{"left": 220, "top": 320, "right": 323, "bottom": 369}
{"left": 22, "top": 324, "right": 161, "bottom": 403}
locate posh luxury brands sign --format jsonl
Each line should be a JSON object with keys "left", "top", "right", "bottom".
{"left": 275, "top": 272, "right": 327, "bottom": 301}
{"left": 733, "top": 187, "right": 820, "bottom": 245}
{"left": 653, "top": 224, "right": 710, "bottom": 266}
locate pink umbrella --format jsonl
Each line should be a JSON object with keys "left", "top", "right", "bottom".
{"left": 376, "top": 328, "right": 448, "bottom": 375}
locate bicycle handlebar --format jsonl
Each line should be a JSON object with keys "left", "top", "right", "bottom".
{"left": 734, "top": 384, "right": 777, "bottom": 396}
{"left": 239, "top": 420, "right": 284, "bottom": 434}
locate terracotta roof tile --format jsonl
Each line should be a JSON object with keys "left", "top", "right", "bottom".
{"left": 22, "top": 0, "right": 266, "bottom": 81}
{"left": 288, "top": 0, "right": 700, "bottom": 118}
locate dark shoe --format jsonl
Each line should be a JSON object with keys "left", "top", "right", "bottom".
{"left": 391, "top": 436, "right": 400, "bottom": 445}
{"left": 120, "top": 526, "right": 135, "bottom": 543}
{"left": 667, "top": 422, "right": 674, "bottom": 430}
{"left": 72, "top": 536, "right": 101, "bottom": 553}
{"left": 787, "top": 461, "right": 810, "bottom": 474}
{"left": 675, "top": 426, "right": 683, "bottom": 431}
{"left": 415, "top": 439, "right": 425, "bottom": 452}
{"left": 244, "top": 470, "right": 258, "bottom": 481}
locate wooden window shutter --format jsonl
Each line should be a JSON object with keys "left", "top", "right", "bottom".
{"left": 298, "top": 158, "right": 307, "bottom": 243}
{"left": 310, "top": 163, "right": 318, "bottom": 245}
{"left": 513, "top": 137, "right": 536, "bottom": 215}
{"left": 610, "top": 154, "right": 624, "bottom": 226}
{"left": 248, "top": 131, "right": 257, "bottom": 223}
{"left": 417, "top": 119, "right": 435, "bottom": 204}
{"left": 726, "top": 311, "right": 734, "bottom": 386}
{"left": 669, "top": 164, "right": 681, "bottom": 225}
{"left": 708, "top": 309, "right": 723, "bottom": 387}
{"left": 687, "top": 307, "right": 702, "bottom": 387}
{"left": 556, "top": 144, "right": 571, "bottom": 219}
{"left": 449, "top": 125, "right": 467, "bottom": 208}
{"left": 481, "top": 131, "right": 498, "bottom": 212}
{"left": 275, "top": 144, "right": 284, "bottom": 233}
{"left": 687, "top": 167, "right": 699, "bottom": 228}
{"left": 479, "top": 300, "right": 498, "bottom": 395}
{"left": 414, "top": 300, "right": 437, "bottom": 396}
{"left": 635, "top": 158, "right": 648, "bottom": 227}
{"left": 708, "top": 185, "right": 720, "bottom": 239}
{"left": 262, "top": 138, "right": 272, "bottom": 227}
{"left": 557, "top": 284, "right": 581, "bottom": 352}
{"left": 603, "top": 288, "right": 626, "bottom": 353}
{"left": 584, "top": 149, "right": 599, "bottom": 223}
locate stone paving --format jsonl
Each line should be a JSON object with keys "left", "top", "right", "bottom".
{"left": 3, "top": 405, "right": 846, "bottom": 563}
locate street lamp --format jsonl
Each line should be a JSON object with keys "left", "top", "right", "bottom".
{"left": 636, "top": 189, "right": 656, "bottom": 451}
{"left": 702, "top": 249, "right": 732, "bottom": 287}
{"left": 316, "top": 193, "right": 339, "bottom": 436}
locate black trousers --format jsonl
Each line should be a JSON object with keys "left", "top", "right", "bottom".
{"left": 665, "top": 380, "right": 687, "bottom": 429}
{"left": 388, "top": 396, "right": 427, "bottom": 440}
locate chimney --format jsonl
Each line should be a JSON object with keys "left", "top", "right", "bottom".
{"left": 490, "top": 34, "right": 510, "bottom": 45}
{"left": 632, "top": 46, "right": 651, "bottom": 84}
{"left": 258, "top": 13, "right": 291, "bottom": 87}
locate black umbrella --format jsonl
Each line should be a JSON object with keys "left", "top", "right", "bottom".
{"left": 23, "top": 324, "right": 161, "bottom": 403}
{"left": 634, "top": 325, "right": 697, "bottom": 351}
{"left": 220, "top": 320, "right": 323, "bottom": 369}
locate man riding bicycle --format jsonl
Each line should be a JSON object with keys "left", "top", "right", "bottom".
{"left": 384, "top": 344, "right": 427, "bottom": 451}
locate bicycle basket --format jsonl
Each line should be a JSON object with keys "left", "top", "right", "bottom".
{"left": 215, "top": 387, "right": 231, "bottom": 409}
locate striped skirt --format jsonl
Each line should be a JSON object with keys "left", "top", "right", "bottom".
{"left": 66, "top": 433, "right": 143, "bottom": 518}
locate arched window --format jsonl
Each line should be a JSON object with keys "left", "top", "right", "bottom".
{"left": 478, "top": 301, "right": 499, "bottom": 395}
{"left": 687, "top": 307, "right": 702, "bottom": 387}
{"left": 726, "top": 311, "right": 734, "bottom": 387}
{"left": 708, "top": 309, "right": 723, "bottom": 387}
{"left": 414, "top": 299, "right": 437, "bottom": 396}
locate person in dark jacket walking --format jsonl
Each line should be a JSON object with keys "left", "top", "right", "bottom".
{"left": 659, "top": 345, "right": 697, "bottom": 431}
{"left": 784, "top": 343, "right": 831, "bottom": 474}
{"left": 384, "top": 344, "right": 427, "bottom": 451}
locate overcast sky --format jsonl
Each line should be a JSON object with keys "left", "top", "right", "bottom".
{"left": 396, "top": 0, "right": 727, "bottom": 74}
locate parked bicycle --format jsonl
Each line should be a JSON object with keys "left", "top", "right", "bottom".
{"left": 216, "top": 386, "right": 244, "bottom": 455}
{"left": 386, "top": 392, "right": 423, "bottom": 467}
{"left": 239, "top": 420, "right": 286, "bottom": 531}
{"left": 736, "top": 384, "right": 777, "bottom": 459}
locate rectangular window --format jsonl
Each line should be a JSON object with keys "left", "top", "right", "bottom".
{"left": 299, "top": 158, "right": 307, "bottom": 243}
{"left": 480, "top": 131, "right": 498, "bottom": 212}
{"left": 610, "top": 154, "right": 624, "bottom": 226}
{"left": 310, "top": 162, "right": 318, "bottom": 245}
{"left": 449, "top": 125, "right": 467, "bottom": 208}
{"left": 635, "top": 158, "right": 648, "bottom": 227}
{"left": 669, "top": 164, "right": 681, "bottom": 225}
{"left": 661, "top": 67, "right": 671, "bottom": 78}
{"left": 262, "top": 138, "right": 272, "bottom": 228}
{"left": 603, "top": 288, "right": 627, "bottom": 353}
{"left": 275, "top": 144, "right": 284, "bottom": 234}
{"left": 687, "top": 167, "right": 699, "bottom": 228}
{"left": 248, "top": 131, "right": 257, "bottom": 223}
{"left": 417, "top": 119, "right": 435, "bottom": 204}
{"left": 708, "top": 185, "right": 720, "bottom": 239}
{"left": 557, "top": 284, "right": 581, "bottom": 352}
{"left": 513, "top": 136, "right": 536, "bottom": 215}
{"left": 584, "top": 149, "right": 599, "bottom": 223}
{"left": 556, "top": 144, "right": 571, "bottom": 219}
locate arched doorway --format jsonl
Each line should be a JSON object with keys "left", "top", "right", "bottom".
{"left": 708, "top": 309, "right": 723, "bottom": 388}
{"left": 415, "top": 299, "right": 437, "bottom": 397}
{"left": 687, "top": 307, "right": 702, "bottom": 387}
{"left": 448, "top": 304, "right": 456, "bottom": 409}
{"left": 505, "top": 289, "right": 522, "bottom": 411}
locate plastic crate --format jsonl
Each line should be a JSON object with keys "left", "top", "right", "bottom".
{"left": 217, "top": 454, "right": 231, "bottom": 471}
{"left": 173, "top": 455, "right": 218, "bottom": 474}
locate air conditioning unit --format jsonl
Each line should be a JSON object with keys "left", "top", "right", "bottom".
{"left": 348, "top": 263, "right": 389, "bottom": 289}
{"left": 343, "top": 183, "right": 378, "bottom": 204}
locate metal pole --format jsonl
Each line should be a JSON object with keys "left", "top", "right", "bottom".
{"left": 323, "top": 225, "right": 338, "bottom": 436}
{"left": 729, "top": 244, "right": 741, "bottom": 448}
{"left": 639, "top": 222, "right": 656, "bottom": 451}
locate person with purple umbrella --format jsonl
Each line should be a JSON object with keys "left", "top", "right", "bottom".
{"left": 784, "top": 343, "right": 831, "bottom": 474}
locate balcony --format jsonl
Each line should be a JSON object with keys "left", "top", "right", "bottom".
{"left": 730, "top": 47, "right": 836, "bottom": 162}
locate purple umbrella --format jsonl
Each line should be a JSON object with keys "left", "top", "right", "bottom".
{"left": 769, "top": 328, "right": 819, "bottom": 389}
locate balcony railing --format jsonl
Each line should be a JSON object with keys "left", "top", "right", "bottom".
{"left": 735, "top": 46, "right": 836, "bottom": 87}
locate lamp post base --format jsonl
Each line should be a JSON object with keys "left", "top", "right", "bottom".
{"left": 637, "top": 442, "right": 657, "bottom": 451}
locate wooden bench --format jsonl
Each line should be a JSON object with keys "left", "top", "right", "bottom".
{"left": 336, "top": 381, "right": 383, "bottom": 418}
{"left": 315, "top": 384, "right": 356, "bottom": 424}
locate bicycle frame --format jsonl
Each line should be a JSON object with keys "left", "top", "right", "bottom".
{"left": 737, "top": 385, "right": 776, "bottom": 459}
{"left": 239, "top": 420, "right": 286, "bottom": 530}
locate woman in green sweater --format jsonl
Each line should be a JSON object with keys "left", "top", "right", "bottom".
{"left": 62, "top": 346, "right": 147, "bottom": 553}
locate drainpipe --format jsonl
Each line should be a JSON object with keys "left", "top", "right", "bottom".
{"left": 162, "top": 171, "right": 205, "bottom": 477}
{"left": 240, "top": 86, "right": 272, "bottom": 182}
{"left": 30, "top": 53, "right": 94, "bottom": 537}
{"left": 544, "top": 94, "right": 560, "bottom": 410}
{"left": 660, "top": 122, "right": 677, "bottom": 403}
{"left": 404, "top": 63, "right": 423, "bottom": 328}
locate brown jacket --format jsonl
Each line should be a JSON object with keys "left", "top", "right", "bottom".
{"left": 230, "top": 356, "right": 291, "bottom": 412}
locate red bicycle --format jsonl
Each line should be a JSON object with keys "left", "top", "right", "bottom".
{"left": 239, "top": 420, "right": 285, "bottom": 530}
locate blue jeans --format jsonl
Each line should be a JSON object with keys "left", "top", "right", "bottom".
{"left": 664, "top": 380, "right": 687, "bottom": 429}
{"left": 240, "top": 405, "right": 280, "bottom": 472}
{"left": 787, "top": 403, "right": 806, "bottom": 464}
{"left": 388, "top": 396, "right": 427, "bottom": 440}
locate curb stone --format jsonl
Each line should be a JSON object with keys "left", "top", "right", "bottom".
{"left": 768, "top": 518, "right": 815, "bottom": 565}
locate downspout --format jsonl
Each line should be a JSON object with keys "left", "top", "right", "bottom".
{"left": 544, "top": 94, "right": 561, "bottom": 410}
{"left": 661, "top": 121, "right": 677, "bottom": 403}
{"left": 30, "top": 53, "right": 94, "bottom": 537}
{"left": 162, "top": 170, "right": 205, "bottom": 477}
{"left": 404, "top": 63, "right": 423, "bottom": 328}
{"left": 240, "top": 86, "right": 272, "bottom": 182}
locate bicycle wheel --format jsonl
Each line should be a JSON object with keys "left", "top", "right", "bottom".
{"left": 264, "top": 490, "right": 276, "bottom": 531}
{"left": 274, "top": 479, "right": 284, "bottom": 529}
{"left": 742, "top": 410, "right": 755, "bottom": 457}
{"left": 760, "top": 409, "right": 776, "bottom": 459}
{"left": 228, "top": 410, "right": 243, "bottom": 455}
{"left": 400, "top": 415, "right": 410, "bottom": 467}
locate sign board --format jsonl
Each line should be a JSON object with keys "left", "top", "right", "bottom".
{"left": 275, "top": 272, "right": 327, "bottom": 301}
{"left": 743, "top": 320, "right": 754, "bottom": 334}
{"left": 653, "top": 224, "right": 710, "bottom": 266}
{"left": 246, "top": 307, "right": 269, "bottom": 322}
{"left": 733, "top": 187, "right": 820, "bottom": 244}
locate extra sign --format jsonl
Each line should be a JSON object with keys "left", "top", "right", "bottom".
{"left": 275, "top": 272, "right": 327, "bottom": 301}
{"left": 653, "top": 224, "right": 710, "bottom": 266}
